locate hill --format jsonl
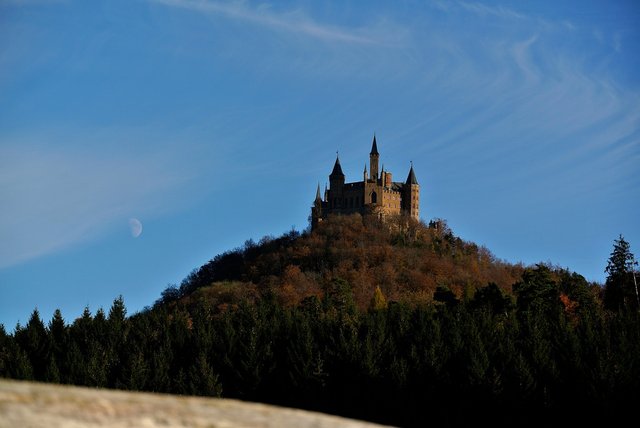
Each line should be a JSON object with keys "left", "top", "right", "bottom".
{"left": 160, "top": 214, "right": 527, "bottom": 311}
{"left": 1, "top": 214, "right": 639, "bottom": 426}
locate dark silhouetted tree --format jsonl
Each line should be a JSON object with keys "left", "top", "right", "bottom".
{"left": 604, "top": 235, "right": 638, "bottom": 311}
{"left": 513, "top": 265, "right": 560, "bottom": 317}
{"left": 14, "top": 309, "right": 50, "bottom": 381}
{"left": 470, "top": 283, "right": 514, "bottom": 315}
{"left": 434, "top": 285, "right": 459, "bottom": 307}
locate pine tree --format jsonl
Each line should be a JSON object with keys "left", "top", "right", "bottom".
{"left": 15, "top": 309, "right": 51, "bottom": 381}
{"left": 513, "top": 265, "right": 560, "bottom": 317}
{"left": 48, "top": 309, "right": 67, "bottom": 383}
{"left": 604, "top": 235, "right": 639, "bottom": 311}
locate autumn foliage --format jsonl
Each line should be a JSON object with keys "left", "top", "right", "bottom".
{"left": 166, "top": 214, "right": 525, "bottom": 311}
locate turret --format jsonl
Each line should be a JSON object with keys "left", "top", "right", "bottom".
{"left": 329, "top": 154, "right": 345, "bottom": 209}
{"left": 314, "top": 183, "right": 322, "bottom": 205}
{"left": 311, "top": 183, "right": 324, "bottom": 229}
{"left": 369, "top": 135, "right": 379, "bottom": 181}
{"left": 329, "top": 155, "right": 345, "bottom": 187}
{"left": 404, "top": 162, "right": 420, "bottom": 219}
{"left": 384, "top": 170, "right": 393, "bottom": 188}
{"left": 406, "top": 163, "right": 418, "bottom": 186}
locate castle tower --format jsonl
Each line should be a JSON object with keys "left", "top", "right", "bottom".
{"left": 384, "top": 169, "right": 392, "bottom": 188}
{"left": 369, "top": 135, "right": 379, "bottom": 181}
{"left": 311, "top": 183, "right": 323, "bottom": 229}
{"left": 329, "top": 154, "right": 345, "bottom": 210}
{"left": 404, "top": 163, "right": 420, "bottom": 219}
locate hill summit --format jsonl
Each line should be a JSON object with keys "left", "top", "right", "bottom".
{"left": 159, "top": 214, "right": 524, "bottom": 310}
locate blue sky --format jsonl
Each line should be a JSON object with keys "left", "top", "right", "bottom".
{"left": 1, "top": 0, "right": 638, "bottom": 329}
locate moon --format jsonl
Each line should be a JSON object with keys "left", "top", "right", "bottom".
{"left": 129, "top": 218, "right": 143, "bottom": 238}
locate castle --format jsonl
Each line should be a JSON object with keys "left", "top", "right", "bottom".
{"left": 311, "top": 135, "right": 419, "bottom": 228}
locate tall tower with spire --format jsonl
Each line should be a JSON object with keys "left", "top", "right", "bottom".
{"left": 311, "top": 134, "right": 420, "bottom": 228}
{"left": 404, "top": 162, "right": 420, "bottom": 219}
{"left": 369, "top": 135, "right": 379, "bottom": 180}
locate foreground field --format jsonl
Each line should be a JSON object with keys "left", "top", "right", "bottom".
{"left": 0, "top": 379, "right": 388, "bottom": 428}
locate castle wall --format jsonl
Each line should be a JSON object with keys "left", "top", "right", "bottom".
{"left": 380, "top": 188, "right": 402, "bottom": 215}
{"left": 341, "top": 182, "right": 364, "bottom": 214}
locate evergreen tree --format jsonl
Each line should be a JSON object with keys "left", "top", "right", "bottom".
{"left": 470, "top": 283, "right": 514, "bottom": 316}
{"left": 513, "top": 265, "right": 560, "bottom": 317}
{"left": 14, "top": 309, "right": 50, "bottom": 381}
{"left": 0, "top": 324, "right": 8, "bottom": 376}
{"left": 107, "top": 296, "right": 129, "bottom": 387}
{"left": 47, "top": 309, "right": 67, "bottom": 383}
{"left": 3, "top": 331, "right": 34, "bottom": 381}
{"left": 0, "top": 324, "right": 33, "bottom": 380}
{"left": 604, "top": 235, "right": 639, "bottom": 311}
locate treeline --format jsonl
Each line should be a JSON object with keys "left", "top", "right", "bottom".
{"left": 1, "top": 216, "right": 639, "bottom": 426}
{"left": 1, "top": 266, "right": 639, "bottom": 425}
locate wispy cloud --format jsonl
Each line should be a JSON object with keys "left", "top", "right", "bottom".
{"left": 150, "top": 0, "right": 381, "bottom": 45}
{"left": 457, "top": 0, "right": 526, "bottom": 20}
{"left": 430, "top": 0, "right": 526, "bottom": 21}
{"left": 406, "top": 2, "right": 639, "bottom": 203}
{"left": 510, "top": 35, "right": 539, "bottom": 83}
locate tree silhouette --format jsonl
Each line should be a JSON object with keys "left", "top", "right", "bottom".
{"left": 604, "top": 235, "right": 638, "bottom": 311}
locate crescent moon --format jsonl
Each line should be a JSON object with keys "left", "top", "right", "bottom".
{"left": 129, "top": 218, "right": 143, "bottom": 238}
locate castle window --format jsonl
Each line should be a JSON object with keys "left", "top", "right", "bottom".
{"left": 371, "top": 191, "right": 377, "bottom": 204}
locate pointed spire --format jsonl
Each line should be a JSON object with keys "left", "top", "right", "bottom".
{"left": 406, "top": 161, "right": 418, "bottom": 185}
{"left": 370, "top": 134, "right": 379, "bottom": 155}
{"left": 330, "top": 154, "right": 345, "bottom": 177}
{"left": 363, "top": 163, "right": 367, "bottom": 173}
{"left": 315, "top": 183, "right": 322, "bottom": 202}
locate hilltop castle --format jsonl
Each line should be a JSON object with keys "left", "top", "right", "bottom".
{"left": 311, "top": 135, "right": 419, "bottom": 228}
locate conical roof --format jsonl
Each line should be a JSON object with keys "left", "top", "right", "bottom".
{"left": 315, "top": 183, "right": 322, "bottom": 201}
{"left": 370, "top": 135, "right": 379, "bottom": 155}
{"left": 330, "top": 155, "right": 345, "bottom": 177}
{"left": 406, "top": 163, "right": 418, "bottom": 185}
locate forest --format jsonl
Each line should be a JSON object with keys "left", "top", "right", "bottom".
{"left": 1, "top": 214, "right": 639, "bottom": 426}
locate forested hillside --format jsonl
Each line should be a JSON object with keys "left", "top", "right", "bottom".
{"left": 1, "top": 215, "right": 639, "bottom": 426}
{"left": 159, "top": 214, "right": 525, "bottom": 311}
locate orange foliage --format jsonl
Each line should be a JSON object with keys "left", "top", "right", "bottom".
{"left": 559, "top": 292, "right": 579, "bottom": 323}
{"left": 181, "top": 214, "right": 525, "bottom": 312}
